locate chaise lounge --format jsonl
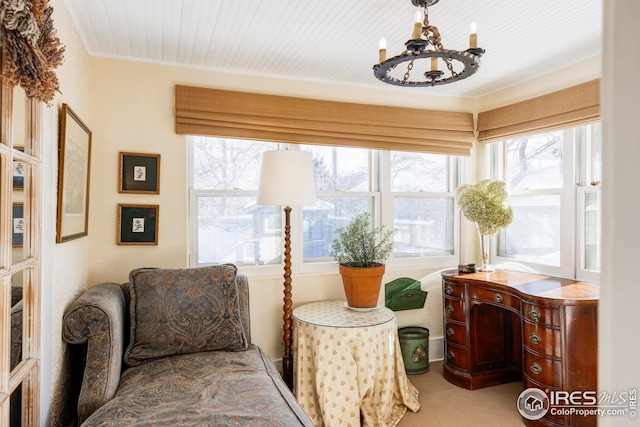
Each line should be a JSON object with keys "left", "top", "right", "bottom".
{"left": 62, "top": 264, "right": 313, "bottom": 426}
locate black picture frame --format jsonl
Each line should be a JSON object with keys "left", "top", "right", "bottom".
{"left": 119, "top": 152, "right": 160, "bottom": 194}
{"left": 117, "top": 204, "right": 159, "bottom": 245}
{"left": 13, "top": 160, "right": 25, "bottom": 190}
{"left": 12, "top": 204, "right": 24, "bottom": 247}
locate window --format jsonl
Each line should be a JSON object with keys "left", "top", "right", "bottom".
{"left": 300, "top": 145, "right": 375, "bottom": 263}
{"left": 580, "top": 190, "right": 601, "bottom": 273}
{"left": 389, "top": 152, "right": 455, "bottom": 260}
{"left": 577, "top": 123, "right": 602, "bottom": 282}
{"left": 492, "top": 123, "right": 601, "bottom": 281}
{"left": 498, "top": 130, "right": 564, "bottom": 266}
{"left": 190, "top": 138, "right": 459, "bottom": 273}
{"left": 190, "top": 137, "right": 281, "bottom": 268}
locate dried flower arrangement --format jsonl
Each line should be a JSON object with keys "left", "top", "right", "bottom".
{"left": 454, "top": 179, "right": 513, "bottom": 235}
{"left": 0, "top": 0, "right": 65, "bottom": 105}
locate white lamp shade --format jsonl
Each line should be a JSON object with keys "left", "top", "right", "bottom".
{"left": 257, "top": 150, "right": 317, "bottom": 206}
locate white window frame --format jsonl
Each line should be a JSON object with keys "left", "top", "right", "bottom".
{"left": 187, "top": 137, "right": 284, "bottom": 277}
{"left": 298, "top": 145, "right": 378, "bottom": 274}
{"left": 575, "top": 123, "right": 602, "bottom": 282}
{"left": 382, "top": 151, "right": 460, "bottom": 269}
{"left": 188, "top": 188, "right": 286, "bottom": 277}
{"left": 576, "top": 187, "right": 601, "bottom": 283}
{"left": 189, "top": 138, "right": 461, "bottom": 276}
{"left": 491, "top": 125, "right": 601, "bottom": 283}
{"left": 298, "top": 192, "right": 381, "bottom": 275}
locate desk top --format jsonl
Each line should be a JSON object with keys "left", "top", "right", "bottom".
{"left": 442, "top": 269, "right": 600, "bottom": 302}
{"left": 293, "top": 300, "right": 395, "bottom": 328}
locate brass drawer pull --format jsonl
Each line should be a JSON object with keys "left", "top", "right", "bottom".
{"left": 494, "top": 293, "right": 503, "bottom": 303}
{"left": 446, "top": 305, "right": 454, "bottom": 314}
{"left": 445, "top": 285, "right": 454, "bottom": 295}
{"left": 529, "top": 307, "right": 541, "bottom": 321}
{"left": 446, "top": 327, "right": 455, "bottom": 337}
{"left": 530, "top": 363, "right": 543, "bottom": 375}
{"left": 530, "top": 333, "right": 542, "bottom": 345}
{"left": 447, "top": 351, "right": 455, "bottom": 360}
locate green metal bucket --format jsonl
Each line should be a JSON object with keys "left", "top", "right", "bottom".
{"left": 398, "top": 326, "right": 430, "bottom": 374}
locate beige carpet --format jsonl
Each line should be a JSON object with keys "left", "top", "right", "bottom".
{"left": 397, "top": 361, "right": 525, "bottom": 427}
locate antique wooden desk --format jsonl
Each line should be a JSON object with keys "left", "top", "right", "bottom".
{"left": 441, "top": 270, "right": 599, "bottom": 427}
{"left": 292, "top": 300, "right": 420, "bottom": 427}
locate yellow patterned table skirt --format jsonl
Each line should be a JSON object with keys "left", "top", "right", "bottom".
{"left": 293, "top": 300, "right": 420, "bottom": 427}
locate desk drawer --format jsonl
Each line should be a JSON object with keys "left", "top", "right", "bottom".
{"left": 524, "top": 349, "right": 563, "bottom": 389}
{"left": 443, "top": 280, "right": 464, "bottom": 298}
{"left": 444, "top": 321, "right": 466, "bottom": 346}
{"left": 469, "top": 286, "right": 520, "bottom": 311}
{"left": 522, "top": 302, "right": 560, "bottom": 327}
{"left": 445, "top": 342, "right": 469, "bottom": 371}
{"left": 444, "top": 297, "right": 466, "bottom": 322}
{"left": 523, "top": 322, "right": 562, "bottom": 358}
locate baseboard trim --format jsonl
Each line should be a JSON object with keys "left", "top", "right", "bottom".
{"left": 429, "top": 336, "right": 444, "bottom": 362}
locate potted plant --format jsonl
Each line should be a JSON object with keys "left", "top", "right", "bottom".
{"left": 331, "top": 212, "right": 394, "bottom": 309}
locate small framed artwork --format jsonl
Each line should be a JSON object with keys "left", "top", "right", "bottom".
{"left": 117, "top": 204, "right": 159, "bottom": 245}
{"left": 13, "top": 160, "right": 25, "bottom": 190}
{"left": 12, "top": 204, "right": 24, "bottom": 247}
{"left": 56, "top": 104, "right": 92, "bottom": 243}
{"left": 119, "top": 152, "right": 160, "bottom": 194}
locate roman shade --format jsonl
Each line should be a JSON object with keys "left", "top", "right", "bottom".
{"left": 476, "top": 79, "right": 600, "bottom": 144}
{"left": 175, "top": 85, "right": 475, "bottom": 156}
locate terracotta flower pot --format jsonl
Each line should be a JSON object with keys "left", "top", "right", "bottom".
{"left": 339, "top": 264, "right": 385, "bottom": 309}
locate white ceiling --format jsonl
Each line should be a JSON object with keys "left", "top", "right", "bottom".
{"left": 62, "top": 0, "right": 602, "bottom": 99}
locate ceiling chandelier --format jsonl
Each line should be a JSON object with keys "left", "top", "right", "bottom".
{"left": 373, "top": 0, "right": 485, "bottom": 87}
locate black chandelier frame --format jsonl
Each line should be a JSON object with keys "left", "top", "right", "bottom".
{"left": 373, "top": 0, "right": 485, "bottom": 87}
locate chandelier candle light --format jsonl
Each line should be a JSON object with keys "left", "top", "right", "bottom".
{"left": 374, "top": 0, "right": 484, "bottom": 87}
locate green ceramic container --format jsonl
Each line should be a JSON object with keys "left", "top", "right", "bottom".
{"left": 398, "top": 326, "right": 430, "bottom": 374}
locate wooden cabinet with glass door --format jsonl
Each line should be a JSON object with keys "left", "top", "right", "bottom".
{"left": 0, "top": 48, "right": 42, "bottom": 427}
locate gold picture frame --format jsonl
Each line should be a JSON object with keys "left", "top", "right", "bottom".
{"left": 117, "top": 204, "right": 159, "bottom": 245}
{"left": 118, "top": 152, "right": 160, "bottom": 194}
{"left": 56, "top": 104, "right": 92, "bottom": 243}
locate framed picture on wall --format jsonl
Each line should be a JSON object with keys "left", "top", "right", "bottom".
{"left": 56, "top": 104, "right": 92, "bottom": 243}
{"left": 119, "top": 152, "right": 160, "bottom": 194}
{"left": 117, "top": 204, "right": 159, "bottom": 245}
{"left": 12, "top": 203, "right": 24, "bottom": 247}
{"left": 13, "top": 160, "right": 25, "bottom": 190}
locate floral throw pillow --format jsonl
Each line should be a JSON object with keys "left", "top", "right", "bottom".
{"left": 124, "top": 264, "right": 248, "bottom": 366}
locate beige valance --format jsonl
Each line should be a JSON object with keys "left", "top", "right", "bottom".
{"left": 476, "top": 79, "right": 600, "bottom": 143}
{"left": 175, "top": 85, "right": 475, "bottom": 156}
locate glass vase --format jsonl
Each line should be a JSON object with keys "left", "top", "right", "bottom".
{"left": 477, "top": 226, "right": 495, "bottom": 272}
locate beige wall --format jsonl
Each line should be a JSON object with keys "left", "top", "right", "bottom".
{"left": 44, "top": 2, "right": 91, "bottom": 425}
{"left": 475, "top": 56, "right": 601, "bottom": 112}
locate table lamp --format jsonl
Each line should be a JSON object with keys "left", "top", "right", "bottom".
{"left": 256, "top": 149, "right": 316, "bottom": 390}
